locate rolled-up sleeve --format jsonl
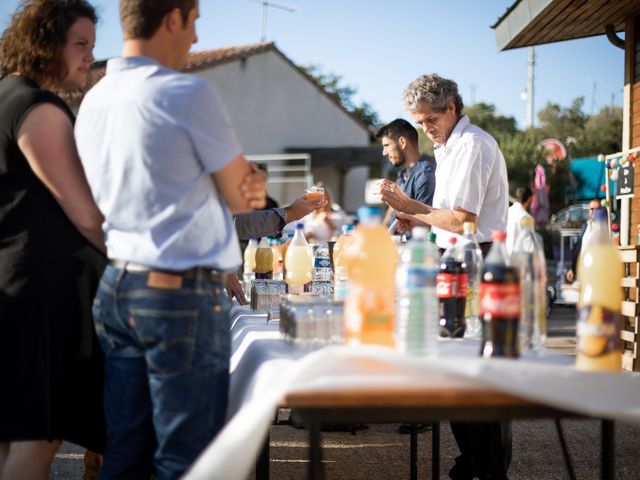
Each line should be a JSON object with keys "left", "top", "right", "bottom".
{"left": 234, "top": 208, "right": 286, "bottom": 240}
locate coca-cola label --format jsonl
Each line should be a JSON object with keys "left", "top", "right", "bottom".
{"left": 480, "top": 283, "right": 520, "bottom": 319}
{"left": 436, "top": 273, "right": 467, "bottom": 298}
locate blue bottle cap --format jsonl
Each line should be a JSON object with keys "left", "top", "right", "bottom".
{"left": 295, "top": 222, "right": 304, "bottom": 229}
{"left": 357, "top": 205, "right": 382, "bottom": 219}
{"left": 594, "top": 207, "right": 608, "bottom": 222}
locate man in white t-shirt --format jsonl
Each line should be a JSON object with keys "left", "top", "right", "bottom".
{"left": 382, "top": 74, "right": 510, "bottom": 480}
{"left": 506, "top": 186, "right": 533, "bottom": 255}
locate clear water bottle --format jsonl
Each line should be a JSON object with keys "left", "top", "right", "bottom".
{"left": 312, "top": 242, "right": 333, "bottom": 296}
{"left": 511, "top": 216, "right": 546, "bottom": 354}
{"left": 460, "top": 222, "right": 483, "bottom": 338}
{"left": 395, "top": 226, "right": 439, "bottom": 356}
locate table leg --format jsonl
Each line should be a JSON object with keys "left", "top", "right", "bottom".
{"left": 554, "top": 418, "right": 576, "bottom": 480}
{"left": 256, "top": 430, "right": 270, "bottom": 480}
{"left": 309, "top": 420, "right": 324, "bottom": 480}
{"left": 431, "top": 422, "right": 440, "bottom": 480}
{"left": 410, "top": 424, "right": 417, "bottom": 480}
{"left": 601, "top": 420, "right": 615, "bottom": 480}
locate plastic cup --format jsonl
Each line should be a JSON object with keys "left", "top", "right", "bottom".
{"left": 303, "top": 186, "right": 325, "bottom": 201}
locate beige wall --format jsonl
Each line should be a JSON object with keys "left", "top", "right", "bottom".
{"left": 194, "top": 51, "right": 370, "bottom": 154}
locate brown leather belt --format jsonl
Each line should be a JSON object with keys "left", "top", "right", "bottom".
{"left": 109, "top": 259, "right": 227, "bottom": 284}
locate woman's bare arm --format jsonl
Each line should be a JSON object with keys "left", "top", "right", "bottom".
{"left": 17, "top": 103, "right": 105, "bottom": 253}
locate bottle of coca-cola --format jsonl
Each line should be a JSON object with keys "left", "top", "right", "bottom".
{"left": 436, "top": 237, "right": 467, "bottom": 338}
{"left": 480, "top": 230, "right": 520, "bottom": 358}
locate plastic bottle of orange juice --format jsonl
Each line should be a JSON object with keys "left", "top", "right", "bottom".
{"left": 343, "top": 206, "right": 397, "bottom": 346}
{"left": 333, "top": 224, "right": 354, "bottom": 266}
{"left": 269, "top": 237, "right": 283, "bottom": 280}
{"left": 254, "top": 237, "right": 273, "bottom": 280}
{"left": 285, "top": 223, "right": 314, "bottom": 294}
{"left": 576, "top": 207, "right": 623, "bottom": 371}
{"left": 333, "top": 224, "right": 355, "bottom": 301}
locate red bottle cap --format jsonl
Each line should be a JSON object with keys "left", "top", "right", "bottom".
{"left": 448, "top": 237, "right": 457, "bottom": 245}
{"left": 492, "top": 230, "right": 507, "bottom": 241}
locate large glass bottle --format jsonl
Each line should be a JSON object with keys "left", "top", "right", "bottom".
{"left": 461, "top": 222, "right": 483, "bottom": 338}
{"left": 284, "top": 223, "right": 314, "bottom": 294}
{"left": 576, "top": 207, "right": 623, "bottom": 371}
{"left": 511, "top": 216, "right": 546, "bottom": 354}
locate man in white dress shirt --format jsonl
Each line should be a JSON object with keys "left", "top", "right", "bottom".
{"left": 381, "top": 73, "right": 511, "bottom": 480}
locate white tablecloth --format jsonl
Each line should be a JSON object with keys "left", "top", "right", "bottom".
{"left": 186, "top": 305, "right": 640, "bottom": 480}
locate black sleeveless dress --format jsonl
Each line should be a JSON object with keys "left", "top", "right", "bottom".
{"left": 0, "top": 76, "right": 106, "bottom": 452}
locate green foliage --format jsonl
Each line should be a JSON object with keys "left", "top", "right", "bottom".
{"left": 454, "top": 99, "right": 621, "bottom": 214}
{"left": 580, "top": 106, "right": 623, "bottom": 156}
{"left": 496, "top": 130, "right": 544, "bottom": 190}
{"left": 464, "top": 102, "right": 518, "bottom": 138}
{"left": 300, "top": 64, "right": 380, "bottom": 129}
{"left": 536, "top": 97, "right": 588, "bottom": 144}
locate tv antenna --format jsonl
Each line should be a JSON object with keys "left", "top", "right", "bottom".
{"left": 245, "top": 0, "right": 296, "bottom": 42}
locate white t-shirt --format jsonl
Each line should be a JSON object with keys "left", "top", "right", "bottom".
{"left": 506, "top": 202, "right": 533, "bottom": 255}
{"left": 432, "top": 115, "right": 509, "bottom": 249}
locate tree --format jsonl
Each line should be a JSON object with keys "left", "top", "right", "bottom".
{"left": 464, "top": 102, "right": 518, "bottom": 138}
{"left": 536, "top": 97, "right": 589, "bottom": 145}
{"left": 580, "top": 106, "right": 623, "bottom": 156}
{"left": 300, "top": 64, "right": 380, "bottom": 129}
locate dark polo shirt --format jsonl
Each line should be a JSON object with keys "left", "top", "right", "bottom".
{"left": 396, "top": 154, "right": 437, "bottom": 206}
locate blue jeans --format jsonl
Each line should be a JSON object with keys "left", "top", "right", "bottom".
{"left": 93, "top": 265, "right": 230, "bottom": 480}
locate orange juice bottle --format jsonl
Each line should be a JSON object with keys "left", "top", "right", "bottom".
{"left": 285, "top": 223, "right": 314, "bottom": 294}
{"left": 333, "top": 224, "right": 355, "bottom": 267}
{"left": 281, "top": 232, "right": 294, "bottom": 276}
{"left": 269, "top": 237, "right": 283, "bottom": 280}
{"left": 343, "top": 206, "right": 397, "bottom": 346}
{"left": 333, "top": 224, "right": 355, "bottom": 301}
{"left": 243, "top": 238, "right": 258, "bottom": 276}
{"left": 254, "top": 237, "right": 273, "bottom": 279}
{"left": 576, "top": 207, "right": 623, "bottom": 371}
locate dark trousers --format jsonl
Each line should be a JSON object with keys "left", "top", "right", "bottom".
{"left": 449, "top": 421, "right": 512, "bottom": 480}
{"left": 450, "top": 242, "right": 510, "bottom": 480}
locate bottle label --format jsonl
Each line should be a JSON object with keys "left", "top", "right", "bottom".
{"left": 480, "top": 283, "right": 520, "bottom": 318}
{"left": 405, "top": 266, "right": 428, "bottom": 288}
{"left": 314, "top": 257, "right": 331, "bottom": 269}
{"left": 576, "top": 305, "right": 621, "bottom": 358}
{"left": 436, "top": 273, "right": 467, "bottom": 298}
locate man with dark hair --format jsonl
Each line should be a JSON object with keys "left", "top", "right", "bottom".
{"left": 506, "top": 186, "right": 533, "bottom": 255}
{"left": 75, "top": 1, "right": 267, "bottom": 478}
{"left": 374, "top": 118, "right": 436, "bottom": 230}
{"left": 383, "top": 73, "right": 510, "bottom": 480}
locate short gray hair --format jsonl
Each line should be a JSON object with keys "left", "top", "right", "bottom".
{"left": 402, "top": 74, "right": 464, "bottom": 116}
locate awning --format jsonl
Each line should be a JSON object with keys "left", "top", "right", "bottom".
{"left": 492, "top": 0, "right": 638, "bottom": 51}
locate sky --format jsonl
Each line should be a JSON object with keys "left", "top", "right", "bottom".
{"left": 0, "top": 0, "right": 624, "bottom": 129}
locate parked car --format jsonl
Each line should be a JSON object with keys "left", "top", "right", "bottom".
{"left": 547, "top": 203, "right": 590, "bottom": 231}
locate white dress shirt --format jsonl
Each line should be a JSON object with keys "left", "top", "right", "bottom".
{"left": 432, "top": 115, "right": 509, "bottom": 249}
{"left": 506, "top": 202, "right": 533, "bottom": 255}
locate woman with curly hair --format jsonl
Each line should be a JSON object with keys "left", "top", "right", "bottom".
{"left": 0, "top": 1, "right": 106, "bottom": 478}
